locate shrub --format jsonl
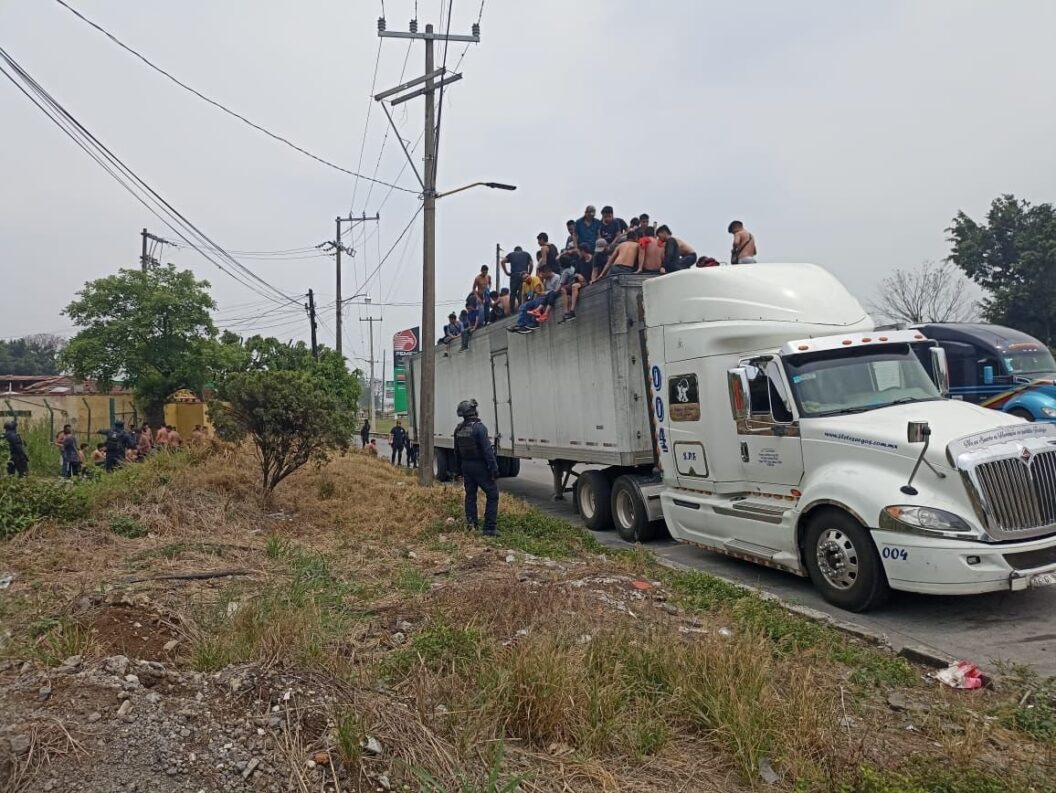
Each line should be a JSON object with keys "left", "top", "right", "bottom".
{"left": 0, "top": 476, "right": 90, "bottom": 539}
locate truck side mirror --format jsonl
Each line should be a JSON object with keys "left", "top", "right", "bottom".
{"left": 727, "top": 367, "right": 750, "bottom": 421}
{"left": 930, "top": 347, "right": 950, "bottom": 396}
{"left": 983, "top": 364, "right": 994, "bottom": 385}
{"left": 902, "top": 420, "right": 932, "bottom": 495}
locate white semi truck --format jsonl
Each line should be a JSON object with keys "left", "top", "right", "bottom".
{"left": 408, "top": 263, "right": 1056, "bottom": 611}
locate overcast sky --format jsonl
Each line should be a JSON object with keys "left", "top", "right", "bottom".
{"left": 3, "top": 0, "right": 1056, "bottom": 372}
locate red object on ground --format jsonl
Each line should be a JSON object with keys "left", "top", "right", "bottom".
{"left": 631, "top": 580, "right": 653, "bottom": 591}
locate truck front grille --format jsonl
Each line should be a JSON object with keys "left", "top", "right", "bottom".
{"left": 972, "top": 450, "right": 1056, "bottom": 540}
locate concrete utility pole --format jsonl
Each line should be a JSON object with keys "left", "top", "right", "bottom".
{"left": 495, "top": 243, "right": 502, "bottom": 295}
{"left": 328, "top": 213, "right": 380, "bottom": 355}
{"left": 376, "top": 14, "right": 514, "bottom": 486}
{"left": 306, "top": 289, "right": 319, "bottom": 359}
{"left": 139, "top": 228, "right": 167, "bottom": 271}
{"left": 359, "top": 301, "right": 382, "bottom": 429}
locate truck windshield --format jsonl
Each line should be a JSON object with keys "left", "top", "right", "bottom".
{"left": 1004, "top": 347, "right": 1056, "bottom": 376}
{"left": 785, "top": 345, "right": 941, "bottom": 417}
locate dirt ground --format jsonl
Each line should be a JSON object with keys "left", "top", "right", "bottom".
{"left": 1, "top": 448, "right": 1054, "bottom": 792}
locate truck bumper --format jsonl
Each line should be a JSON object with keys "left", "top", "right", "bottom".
{"left": 873, "top": 529, "right": 1056, "bottom": 595}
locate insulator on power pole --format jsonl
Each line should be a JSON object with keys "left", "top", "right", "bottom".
{"left": 472, "top": 22, "right": 480, "bottom": 37}
{"left": 377, "top": 17, "right": 386, "bottom": 32}
{"left": 409, "top": 18, "right": 418, "bottom": 33}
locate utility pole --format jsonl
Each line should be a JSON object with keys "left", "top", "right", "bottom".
{"left": 306, "top": 289, "right": 319, "bottom": 359}
{"left": 378, "top": 16, "right": 480, "bottom": 486}
{"left": 140, "top": 228, "right": 167, "bottom": 271}
{"left": 359, "top": 302, "right": 382, "bottom": 429}
{"left": 326, "top": 213, "right": 380, "bottom": 356}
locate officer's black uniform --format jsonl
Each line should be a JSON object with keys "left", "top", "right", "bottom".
{"left": 3, "top": 420, "right": 29, "bottom": 477}
{"left": 390, "top": 423, "right": 408, "bottom": 466}
{"left": 452, "top": 399, "right": 499, "bottom": 535}
{"left": 97, "top": 420, "right": 134, "bottom": 473}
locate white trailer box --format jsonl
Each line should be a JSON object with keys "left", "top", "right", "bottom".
{"left": 408, "top": 275, "right": 656, "bottom": 470}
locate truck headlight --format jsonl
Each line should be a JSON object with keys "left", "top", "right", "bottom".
{"left": 1041, "top": 407, "right": 1056, "bottom": 418}
{"left": 882, "top": 506, "right": 974, "bottom": 534}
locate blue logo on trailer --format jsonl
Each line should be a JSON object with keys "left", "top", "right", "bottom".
{"left": 654, "top": 396, "right": 665, "bottom": 421}
{"left": 651, "top": 365, "right": 662, "bottom": 392}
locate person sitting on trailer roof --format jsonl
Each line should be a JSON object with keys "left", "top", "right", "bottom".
{"left": 460, "top": 295, "right": 484, "bottom": 351}
{"left": 519, "top": 269, "right": 543, "bottom": 304}
{"left": 635, "top": 226, "right": 664, "bottom": 274}
{"left": 498, "top": 287, "right": 511, "bottom": 317}
{"left": 558, "top": 270, "right": 588, "bottom": 323}
{"left": 487, "top": 290, "right": 505, "bottom": 323}
{"left": 594, "top": 229, "right": 640, "bottom": 280}
{"left": 657, "top": 225, "right": 697, "bottom": 273}
{"left": 508, "top": 262, "right": 560, "bottom": 333}
{"left": 439, "top": 312, "right": 462, "bottom": 345}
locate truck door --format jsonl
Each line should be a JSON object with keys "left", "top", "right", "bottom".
{"left": 737, "top": 358, "right": 804, "bottom": 489}
{"left": 491, "top": 352, "right": 514, "bottom": 454}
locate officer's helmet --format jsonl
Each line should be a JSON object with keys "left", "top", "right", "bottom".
{"left": 115, "top": 420, "right": 125, "bottom": 429}
{"left": 2, "top": 419, "right": 15, "bottom": 431}
{"left": 456, "top": 399, "right": 478, "bottom": 418}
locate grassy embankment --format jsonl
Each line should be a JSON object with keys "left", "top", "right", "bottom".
{"left": 1, "top": 447, "right": 1054, "bottom": 791}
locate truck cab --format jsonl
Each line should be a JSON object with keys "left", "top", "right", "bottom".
{"left": 916, "top": 323, "right": 1056, "bottom": 422}
{"left": 644, "top": 265, "right": 1056, "bottom": 611}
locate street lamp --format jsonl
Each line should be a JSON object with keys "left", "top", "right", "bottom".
{"left": 435, "top": 182, "right": 517, "bottom": 199}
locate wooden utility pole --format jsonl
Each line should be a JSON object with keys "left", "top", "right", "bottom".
{"left": 378, "top": 17, "right": 480, "bottom": 486}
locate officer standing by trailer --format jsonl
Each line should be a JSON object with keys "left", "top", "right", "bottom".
{"left": 452, "top": 399, "right": 500, "bottom": 536}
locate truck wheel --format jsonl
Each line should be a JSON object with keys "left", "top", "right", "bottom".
{"left": 497, "top": 456, "right": 521, "bottom": 478}
{"left": 435, "top": 448, "right": 452, "bottom": 482}
{"left": 1010, "top": 408, "right": 1035, "bottom": 422}
{"left": 576, "top": 470, "right": 612, "bottom": 531}
{"left": 803, "top": 510, "right": 889, "bottom": 612}
{"left": 611, "top": 475, "right": 662, "bottom": 543}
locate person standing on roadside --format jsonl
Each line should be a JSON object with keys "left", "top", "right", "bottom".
{"left": 452, "top": 399, "right": 499, "bottom": 537}
{"left": 501, "top": 246, "right": 534, "bottom": 312}
{"left": 4, "top": 419, "right": 29, "bottom": 477}
{"left": 62, "top": 428, "right": 81, "bottom": 478}
{"left": 390, "top": 419, "right": 408, "bottom": 466}
{"left": 728, "top": 220, "right": 757, "bottom": 264}
{"left": 360, "top": 418, "right": 371, "bottom": 449}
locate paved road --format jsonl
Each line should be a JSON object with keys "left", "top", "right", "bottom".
{"left": 503, "top": 458, "right": 1056, "bottom": 675}
{"left": 375, "top": 439, "right": 1056, "bottom": 674}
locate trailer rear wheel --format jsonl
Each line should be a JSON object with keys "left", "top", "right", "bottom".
{"left": 497, "top": 456, "right": 521, "bottom": 478}
{"left": 611, "top": 475, "right": 661, "bottom": 543}
{"left": 576, "top": 470, "right": 612, "bottom": 531}
{"left": 434, "top": 448, "right": 453, "bottom": 483}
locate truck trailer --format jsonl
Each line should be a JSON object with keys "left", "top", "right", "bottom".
{"left": 408, "top": 263, "right": 1056, "bottom": 611}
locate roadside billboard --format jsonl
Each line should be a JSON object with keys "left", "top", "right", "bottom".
{"left": 392, "top": 326, "right": 420, "bottom": 415}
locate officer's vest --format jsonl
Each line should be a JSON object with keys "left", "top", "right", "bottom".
{"left": 455, "top": 420, "right": 482, "bottom": 461}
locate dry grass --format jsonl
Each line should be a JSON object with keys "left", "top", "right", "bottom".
{"left": 3, "top": 447, "right": 1056, "bottom": 791}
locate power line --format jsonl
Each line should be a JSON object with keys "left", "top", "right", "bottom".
{"left": 433, "top": 0, "right": 455, "bottom": 184}
{"left": 349, "top": 36, "right": 385, "bottom": 214}
{"left": 0, "top": 45, "right": 300, "bottom": 307}
{"left": 350, "top": 204, "right": 424, "bottom": 299}
{"left": 52, "top": 0, "right": 417, "bottom": 195}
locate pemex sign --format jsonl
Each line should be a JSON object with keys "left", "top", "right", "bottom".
{"left": 392, "top": 327, "right": 420, "bottom": 414}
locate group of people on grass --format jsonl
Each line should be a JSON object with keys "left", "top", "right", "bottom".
{"left": 358, "top": 418, "right": 418, "bottom": 469}
{"left": 1, "top": 417, "right": 208, "bottom": 479}
{"left": 443, "top": 208, "right": 758, "bottom": 343}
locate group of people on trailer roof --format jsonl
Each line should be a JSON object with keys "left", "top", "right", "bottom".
{"left": 441, "top": 207, "right": 758, "bottom": 344}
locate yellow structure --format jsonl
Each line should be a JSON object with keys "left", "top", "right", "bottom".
{"left": 0, "top": 392, "right": 137, "bottom": 444}
{"left": 162, "top": 389, "right": 213, "bottom": 438}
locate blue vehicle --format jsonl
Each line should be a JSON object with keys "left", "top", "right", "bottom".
{"left": 916, "top": 323, "right": 1056, "bottom": 422}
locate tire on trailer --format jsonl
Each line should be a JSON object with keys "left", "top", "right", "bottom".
{"left": 575, "top": 469, "right": 613, "bottom": 531}
{"left": 802, "top": 508, "right": 890, "bottom": 612}
{"left": 1010, "top": 408, "right": 1035, "bottom": 422}
{"left": 611, "top": 475, "right": 663, "bottom": 543}
{"left": 434, "top": 448, "right": 452, "bottom": 482}
{"left": 496, "top": 455, "right": 521, "bottom": 478}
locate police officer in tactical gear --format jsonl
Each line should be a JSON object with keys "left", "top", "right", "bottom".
{"left": 97, "top": 419, "right": 134, "bottom": 473}
{"left": 453, "top": 398, "right": 500, "bottom": 536}
{"left": 4, "top": 419, "right": 29, "bottom": 477}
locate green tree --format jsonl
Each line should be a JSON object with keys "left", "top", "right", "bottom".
{"left": 0, "top": 334, "right": 64, "bottom": 375}
{"left": 60, "top": 266, "right": 217, "bottom": 422}
{"left": 209, "top": 370, "right": 355, "bottom": 501}
{"left": 212, "top": 332, "right": 361, "bottom": 409}
{"left": 947, "top": 194, "right": 1056, "bottom": 344}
